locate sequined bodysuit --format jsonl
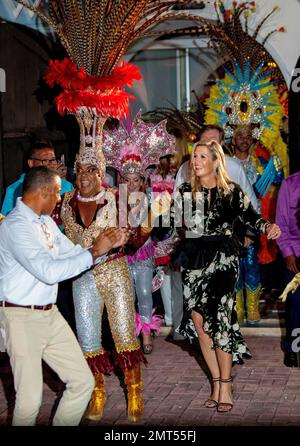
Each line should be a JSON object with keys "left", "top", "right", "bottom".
{"left": 61, "top": 190, "right": 145, "bottom": 373}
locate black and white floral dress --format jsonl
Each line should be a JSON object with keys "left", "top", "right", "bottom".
{"left": 172, "top": 182, "right": 269, "bottom": 364}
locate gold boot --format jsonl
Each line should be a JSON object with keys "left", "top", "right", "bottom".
{"left": 85, "top": 373, "right": 106, "bottom": 421}
{"left": 246, "top": 286, "right": 261, "bottom": 324}
{"left": 124, "top": 364, "right": 144, "bottom": 423}
{"left": 235, "top": 290, "right": 245, "bottom": 324}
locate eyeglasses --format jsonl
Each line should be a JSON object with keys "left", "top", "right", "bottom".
{"left": 30, "top": 158, "right": 58, "bottom": 166}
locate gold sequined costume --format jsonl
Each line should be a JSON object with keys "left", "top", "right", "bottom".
{"left": 61, "top": 190, "right": 145, "bottom": 421}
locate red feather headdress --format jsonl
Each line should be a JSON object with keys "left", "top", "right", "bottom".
{"left": 43, "top": 57, "right": 142, "bottom": 173}
{"left": 44, "top": 57, "right": 141, "bottom": 119}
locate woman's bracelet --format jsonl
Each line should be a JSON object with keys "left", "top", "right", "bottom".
{"left": 141, "top": 225, "right": 152, "bottom": 234}
{"left": 263, "top": 222, "right": 271, "bottom": 234}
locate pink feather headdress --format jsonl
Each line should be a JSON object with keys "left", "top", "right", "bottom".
{"left": 102, "top": 113, "right": 176, "bottom": 176}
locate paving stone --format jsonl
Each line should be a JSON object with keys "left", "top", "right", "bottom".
{"left": 1, "top": 335, "right": 300, "bottom": 426}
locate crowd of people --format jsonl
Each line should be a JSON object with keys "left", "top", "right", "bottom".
{"left": 0, "top": 0, "right": 295, "bottom": 428}
{"left": 0, "top": 118, "right": 297, "bottom": 425}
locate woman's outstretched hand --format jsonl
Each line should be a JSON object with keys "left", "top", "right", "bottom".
{"left": 266, "top": 223, "right": 281, "bottom": 240}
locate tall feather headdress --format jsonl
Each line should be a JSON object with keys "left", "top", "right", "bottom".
{"left": 201, "top": 1, "right": 288, "bottom": 175}
{"left": 16, "top": 0, "right": 207, "bottom": 171}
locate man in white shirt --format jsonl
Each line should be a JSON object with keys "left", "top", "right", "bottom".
{"left": 0, "top": 166, "right": 129, "bottom": 426}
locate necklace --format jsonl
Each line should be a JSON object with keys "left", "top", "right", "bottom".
{"left": 40, "top": 222, "right": 54, "bottom": 249}
{"left": 77, "top": 190, "right": 104, "bottom": 202}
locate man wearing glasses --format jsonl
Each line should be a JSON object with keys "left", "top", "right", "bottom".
{"left": 1, "top": 140, "right": 73, "bottom": 216}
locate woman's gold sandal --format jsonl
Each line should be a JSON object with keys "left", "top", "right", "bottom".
{"left": 217, "top": 377, "right": 233, "bottom": 413}
{"left": 204, "top": 377, "right": 220, "bottom": 408}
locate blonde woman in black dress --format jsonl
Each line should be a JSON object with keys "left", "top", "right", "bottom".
{"left": 173, "top": 140, "right": 281, "bottom": 412}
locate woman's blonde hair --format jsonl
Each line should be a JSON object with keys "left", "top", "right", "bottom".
{"left": 174, "top": 136, "right": 190, "bottom": 167}
{"left": 190, "top": 139, "right": 232, "bottom": 200}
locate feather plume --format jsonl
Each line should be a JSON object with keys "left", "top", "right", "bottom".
{"left": 44, "top": 57, "right": 140, "bottom": 118}
{"left": 135, "top": 310, "right": 163, "bottom": 336}
{"left": 16, "top": 0, "right": 208, "bottom": 120}
{"left": 16, "top": 0, "right": 207, "bottom": 76}
{"left": 55, "top": 89, "right": 135, "bottom": 118}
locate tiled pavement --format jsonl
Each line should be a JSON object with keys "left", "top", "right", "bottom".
{"left": 1, "top": 334, "right": 300, "bottom": 427}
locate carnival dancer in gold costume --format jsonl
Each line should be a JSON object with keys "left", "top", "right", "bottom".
{"left": 60, "top": 116, "right": 170, "bottom": 422}
{"left": 61, "top": 139, "right": 147, "bottom": 422}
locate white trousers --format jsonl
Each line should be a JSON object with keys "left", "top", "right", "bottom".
{"left": 0, "top": 305, "right": 94, "bottom": 426}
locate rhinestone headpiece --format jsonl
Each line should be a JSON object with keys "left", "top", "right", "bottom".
{"left": 75, "top": 107, "right": 106, "bottom": 175}
{"left": 102, "top": 113, "right": 176, "bottom": 176}
{"left": 205, "top": 61, "right": 283, "bottom": 140}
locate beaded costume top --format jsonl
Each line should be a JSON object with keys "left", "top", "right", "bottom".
{"left": 61, "top": 189, "right": 118, "bottom": 249}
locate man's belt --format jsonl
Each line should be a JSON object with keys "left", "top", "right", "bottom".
{"left": 1, "top": 301, "right": 54, "bottom": 310}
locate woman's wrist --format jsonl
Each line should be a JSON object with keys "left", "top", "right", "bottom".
{"left": 263, "top": 222, "right": 271, "bottom": 234}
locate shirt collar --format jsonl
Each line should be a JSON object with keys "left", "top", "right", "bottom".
{"left": 15, "top": 197, "right": 46, "bottom": 224}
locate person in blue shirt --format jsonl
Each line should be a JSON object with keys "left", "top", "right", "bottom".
{"left": 1, "top": 140, "right": 73, "bottom": 216}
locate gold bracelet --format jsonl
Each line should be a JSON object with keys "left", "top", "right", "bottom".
{"left": 141, "top": 225, "right": 152, "bottom": 234}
